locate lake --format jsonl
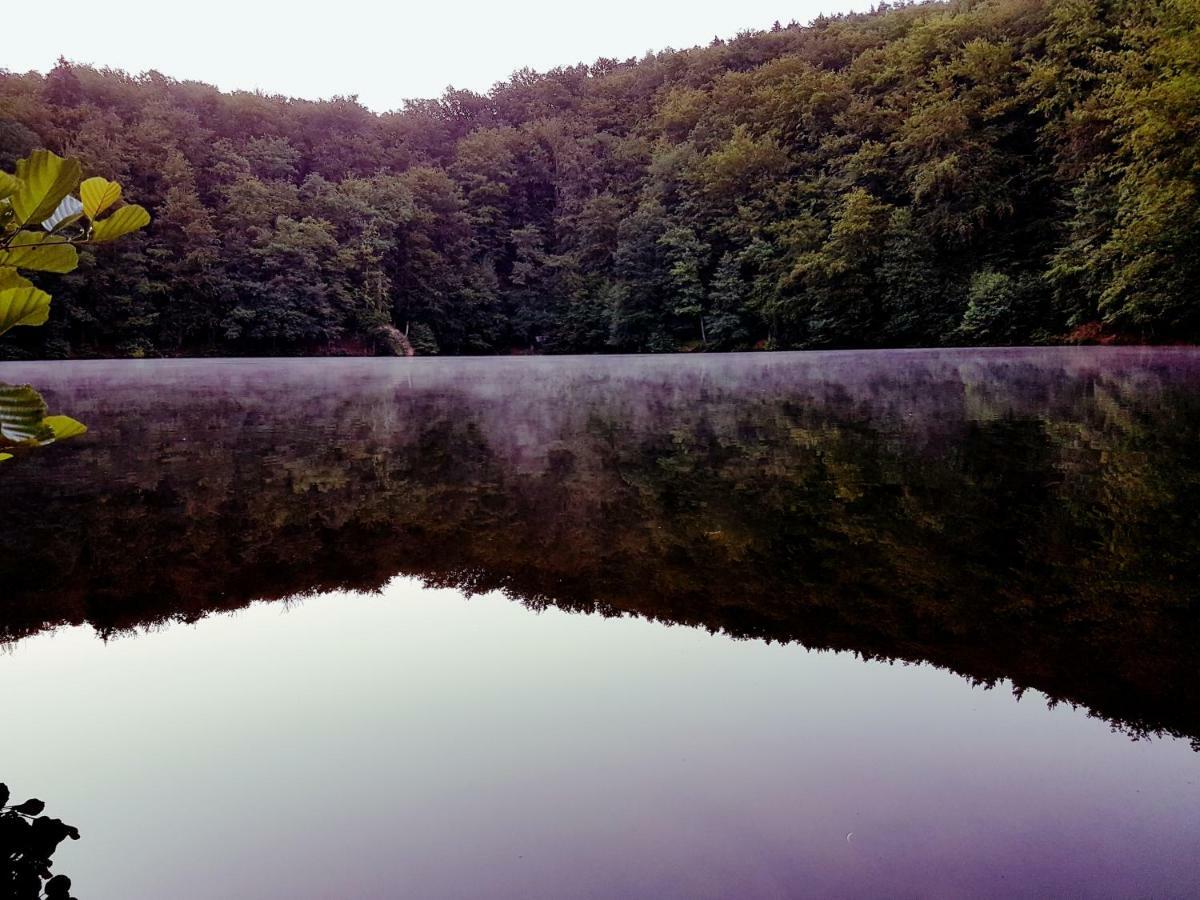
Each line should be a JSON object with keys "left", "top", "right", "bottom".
{"left": 2, "top": 349, "right": 1199, "bottom": 898}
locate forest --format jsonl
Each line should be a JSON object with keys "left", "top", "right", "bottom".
{"left": 0, "top": 0, "right": 1196, "bottom": 358}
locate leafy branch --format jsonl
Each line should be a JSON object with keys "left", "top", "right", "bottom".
{"left": 0, "top": 150, "right": 150, "bottom": 460}
{"left": 0, "top": 783, "right": 80, "bottom": 899}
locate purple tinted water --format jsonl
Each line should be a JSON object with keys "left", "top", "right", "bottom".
{"left": 1, "top": 349, "right": 1198, "bottom": 898}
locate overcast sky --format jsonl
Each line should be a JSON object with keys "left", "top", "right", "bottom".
{"left": 9, "top": 1, "right": 872, "bottom": 111}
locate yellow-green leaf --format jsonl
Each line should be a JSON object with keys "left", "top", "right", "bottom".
{"left": 0, "top": 267, "right": 34, "bottom": 290}
{"left": 0, "top": 384, "right": 52, "bottom": 444}
{"left": 80, "top": 177, "right": 122, "bottom": 219}
{"left": 0, "top": 232, "right": 78, "bottom": 273}
{"left": 91, "top": 204, "right": 150, "bottom": 243}
{"left": 0, "top": 172, "right": 19, "bottom": 201}
{"left": 43, "top": 415, "right": 87, "bottom": 441}
{"left": 12, "top": 151, "right": 82, "bottom": 227}
{"left": 0, "top": 453, "right": 13, "bottom": 462}
{"left": 0, "top": 286, "right": 52, "bottom": 336}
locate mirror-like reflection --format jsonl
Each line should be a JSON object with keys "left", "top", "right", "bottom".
{"left": 2, "top": 349, "right": 1199, "bottom": 746}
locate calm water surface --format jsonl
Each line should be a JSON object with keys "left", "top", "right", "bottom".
{"left": 2, "top": 349, "right": 1199, "bottom": 898}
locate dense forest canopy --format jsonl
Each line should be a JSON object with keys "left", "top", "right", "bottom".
{"left": 0, "top": 0, "right": 1196, "bottom": 358}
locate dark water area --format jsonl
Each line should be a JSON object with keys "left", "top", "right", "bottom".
{"left": 2, "top": 349, "right": 1199, "bottom": 898}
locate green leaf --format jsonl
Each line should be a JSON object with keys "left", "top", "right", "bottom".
{"left": 80, "top": 176, "right": 122, "bottom": 219}
{"left": 0, "top": 267, "right": 34, "bottom": 290}
{"left": 0, "top": 453, "right": 12, "bottom": 462}
{"left": 11, "top": 151, "right": 81, "bottom": 227}
{"left": 43, "top": 415, "right": 87, "bottom": 441}
{"left": 0, "top": 384, "right": 53, "bottom": 444}
{"left": 91, "top": 204, "right": 150, "bottom": 243}
{"left": 0, "top": 172, "right": 19, "bottom": 201}
{"left": 0, "top": 231, "right": 78, "bottom": 273}
{"left": 0, "top": 286, "right": 52, "bottom": 336}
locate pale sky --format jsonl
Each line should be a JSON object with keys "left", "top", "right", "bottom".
{"left": 9, "top": 0, "right": 872, "bottom": 112}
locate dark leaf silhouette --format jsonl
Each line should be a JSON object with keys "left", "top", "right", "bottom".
{"left": 0, "top": 788, "right": 80, "bottom": 899}
{"left": 43, "top": 874, "right": 73, "bottom": 900}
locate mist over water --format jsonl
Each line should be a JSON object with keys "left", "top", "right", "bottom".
{"left": 3, "top": 349, "right": 1199, "bottom": 898}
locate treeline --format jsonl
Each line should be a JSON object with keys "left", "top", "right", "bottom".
{"left": 0, "top": 0, "right": 1197, "bottom": 357}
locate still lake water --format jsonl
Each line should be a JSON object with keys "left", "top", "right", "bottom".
{"left": 2, "top": 349, "right": 1199, "bottom": 898}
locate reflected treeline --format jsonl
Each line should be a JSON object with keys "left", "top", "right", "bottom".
{"left": 2, "top": 350, "right": 1199, "bottom": 745}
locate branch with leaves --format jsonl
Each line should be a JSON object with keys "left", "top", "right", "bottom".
{"left": 0, "top": 782, "right": 80, "bottom": 899}
{"left": 0, "top": 149, "right": 150, "bottom": 460}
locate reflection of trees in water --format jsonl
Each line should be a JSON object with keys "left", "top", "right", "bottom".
{"left": 2, "top": 351, "right": 1199, "bottom": 745}
{"left": 0, "top": 785, "right": 78, "bottom": 899}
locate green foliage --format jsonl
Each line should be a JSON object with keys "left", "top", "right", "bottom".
{"left": 0, "top": 149, "right": 148, "bottom": 456}
{"left": 0, "top": 384, "right": 55, "bottom": 443}
{"left": 958, "top": 269, "right": 1041, "bottom": 344}
{"left": 408, "top": 322, "right": 439, "bottom": 355}
{"left": 79, "top": 176, "right": 121, "bottom": 218}
{"left": 879, "top": 209, "right": 951, "bottom": 345}
{"left": 10, "top": 150, "right": 82, "bottom": 226}
{"left": 0, "top": 0, "right": 1195, "bottom": 355}
{"left": 0, "top": 284, "right": 51, "bottom": 334}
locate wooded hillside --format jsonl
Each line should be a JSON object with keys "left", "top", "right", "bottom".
{"left": 1, "top": 0, "right": 1196, "bottom": 357}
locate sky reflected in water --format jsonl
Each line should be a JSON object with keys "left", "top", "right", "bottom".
{"left": 2, "top": 349, "right": 1200, "bottom": 897}
{"left": 6, "top": 584, "right": 1200, "bottom": 899}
